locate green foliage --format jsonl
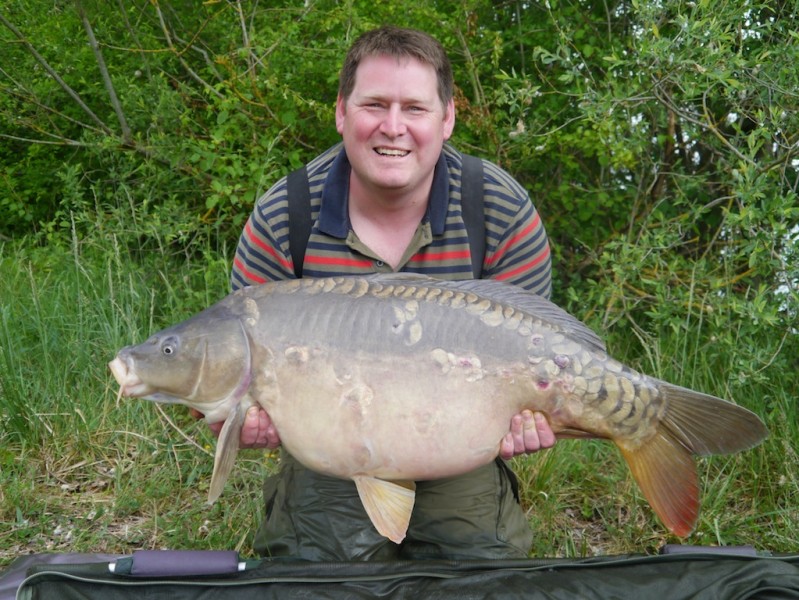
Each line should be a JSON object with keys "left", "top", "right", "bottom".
{"left": 4, "top": 1, "right": 793, "bottom": 284}
{"left": 1, "top": 0, "right": 797, "bottom": 563}
{"left": 477, "top": 1, "right": 799, "bottom": 273}
{"left": 459, "top": 0, "right": 799, "bottom": 403}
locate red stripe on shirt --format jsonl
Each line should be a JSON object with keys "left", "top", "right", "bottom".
{"left": 245, "top": 220, "right": 293, "bottom": 270}
{"left": 233, "top": 256, "right": 267, "bottom": 284}
{"left": 492, "top": 243, "right": 551, "bottom": 282}
{"left": 304, "top": 254, "right": 374, "bottom": 268}
{"left": 410, "top": 249, "right": 472, "bottom": 263}
{"left": 485, "top": 212, "right": 541, "bottom": 266}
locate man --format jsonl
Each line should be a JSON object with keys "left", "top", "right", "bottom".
{"left": 214, "top": 26, "right": 556, "bottom": 561}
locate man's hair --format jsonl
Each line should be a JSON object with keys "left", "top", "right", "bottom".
{"left": 338, "top": 26, "right": 453, "bottom": 106}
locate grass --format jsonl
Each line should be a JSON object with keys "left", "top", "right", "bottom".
{"left": 0, "top": 234, "right": 272, "bottom": 567}
{"left": 1, "top": 231, "right": 796, "bottom": 569}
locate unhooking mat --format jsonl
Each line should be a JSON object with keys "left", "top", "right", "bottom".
{"left": 2, "top": 547, "right": 799, "bottom": 600}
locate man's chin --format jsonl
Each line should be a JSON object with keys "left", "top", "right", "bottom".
{"left": 362, "top": 167, "right": 414, "bottom": 191}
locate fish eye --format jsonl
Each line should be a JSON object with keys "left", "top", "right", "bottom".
{"left": 161, "top": 336, "right": 179, "bottom": 356}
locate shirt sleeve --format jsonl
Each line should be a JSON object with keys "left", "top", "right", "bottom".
{"left": 230, "top": 179, "right": 296, "bottom": 291}
{"left": 480, "top": 161, "right": 553, "bottom": 299}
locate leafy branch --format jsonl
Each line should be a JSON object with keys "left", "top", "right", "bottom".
{"left": 76, "top": 0, "right": 132, "bottom": 145}
{"left": 0, "top": 10, "right": 112, "bottom": 136}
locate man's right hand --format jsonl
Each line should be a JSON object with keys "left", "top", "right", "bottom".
{"left": 191, "top": 407, "right": 282, "bottom": 449}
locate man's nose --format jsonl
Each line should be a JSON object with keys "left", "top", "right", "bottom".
{"left": 379, "top": 105, "right": 407, "bottom": 137}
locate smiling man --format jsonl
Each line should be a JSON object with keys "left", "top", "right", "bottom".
{"left": 222, "top": 26, "right": 556, "bottom": 561}
{"left": 337, "top": 52, "right": 455, "bottom": 269}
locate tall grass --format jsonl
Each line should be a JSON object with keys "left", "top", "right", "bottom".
{"left": 1, "top": 230, "right": 796, "bottom": 568}
{"left": 0, "top": 232, "right": 269, "bottom": 567}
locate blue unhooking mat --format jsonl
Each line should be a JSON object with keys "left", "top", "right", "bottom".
{"left": 3, "top": 547, "right": 799, "bottom": 599}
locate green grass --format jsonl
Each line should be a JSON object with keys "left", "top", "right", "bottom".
{"left": 1, "top": 233, "right": 796, "bottom": 568}
{"left": 0, "top": 234, "right": 273, "bottom": 566}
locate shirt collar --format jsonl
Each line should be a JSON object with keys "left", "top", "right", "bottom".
{"left": 317, "top": 147, "right": 450, "bottom": 239}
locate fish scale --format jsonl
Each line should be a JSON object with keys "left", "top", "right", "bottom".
{"left": 109, "top": 273, "right": 768, "bottom": 544}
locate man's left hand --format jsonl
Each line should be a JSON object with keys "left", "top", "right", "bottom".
{"left": 499, "top": 410, "right": 556, "bottom": 459}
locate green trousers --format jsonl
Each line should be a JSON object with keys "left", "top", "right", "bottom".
{"left": 252, "top": 453, "right": 533, "bottom": 561}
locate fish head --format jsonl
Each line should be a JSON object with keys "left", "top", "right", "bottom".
{"left": 108, "top": 305, "right": 253, "bottom": 423}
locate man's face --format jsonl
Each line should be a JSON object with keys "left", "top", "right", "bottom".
{"left": 336, "top": 54, "right": 455, "bottom": 199}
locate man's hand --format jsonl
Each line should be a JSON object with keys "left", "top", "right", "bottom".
{"left": 190, "top": 407, "right": 281, "bottom": 449}
{"left": 499, "top": 410, "right": 555, "bottom": 460}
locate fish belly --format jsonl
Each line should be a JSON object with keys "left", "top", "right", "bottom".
{"left": 261, "top": 349, "right": 535, "bottom": 482}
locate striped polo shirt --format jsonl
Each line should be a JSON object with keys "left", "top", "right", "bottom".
{"left": 231, "top": 143, "right": 552, "bottom": 297}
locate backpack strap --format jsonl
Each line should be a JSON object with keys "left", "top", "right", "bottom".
{"left": 286, "top": 154, "right": 486, "bottom": 279}
{"left": 286, "top": 165, "right": 311, "bottom": 278}
{"left": 460, "top": 153, "right": 486, "bottom": 279}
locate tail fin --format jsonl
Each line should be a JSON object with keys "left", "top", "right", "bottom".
{"left": 657, "top": 382, "right": 769, "bottom": 455}
{"left": 619, "top": 431, "right": 699, "bottom": 537}
{"left": 619, "top": 382, "right": 768, "bottom": 537}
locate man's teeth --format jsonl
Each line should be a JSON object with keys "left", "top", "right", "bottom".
{"left": 376, "top": 148, "right": 409, "bottom": 157}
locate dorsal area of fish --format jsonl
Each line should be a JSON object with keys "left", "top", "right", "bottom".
{"left": 226, "top": 273, "right": 607, "bottom": 362}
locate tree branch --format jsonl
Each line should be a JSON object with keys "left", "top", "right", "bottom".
{"left": 233, "top": 0, "right": 256, "bottom": 84}
{"left": 76, "top": 0, "right": 133, "bottom": 144}
{"left": 0, "top": 10, "right": 113, "bottom": 135}
{"left": 0, "top": 132, "right": 86, "bottom": 147}
{"left": 0, "top": 67, "right": 106, "bottom": 136}
{"left": 151, "top": 2, "right": 225, "bottom": 100}
{"left": 115, "top": 0, "right": 152, "bottom": 80}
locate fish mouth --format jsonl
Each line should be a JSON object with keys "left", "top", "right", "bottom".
{"left": 108, "top": 356, "right": 150, "bottom": 397}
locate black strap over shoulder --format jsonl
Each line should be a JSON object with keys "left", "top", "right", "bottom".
{"left": 285, "top": 154, "right": 485, "bottom": 278}
{"left": 286, "top": 165, "right": 311, "bottom": 278}
{"left": 460, "top": 153, "right": 485, "bottom": 279}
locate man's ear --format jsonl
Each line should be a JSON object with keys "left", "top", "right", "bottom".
{"left": 335, "top": 94, "right": 346, "bottom": 134}
{"left": 443, "top": 98, "right": 456, "bottom": 140}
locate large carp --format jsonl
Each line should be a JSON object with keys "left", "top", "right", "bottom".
{"left": 109, "top": 274, "right": 767, "bottom": 543}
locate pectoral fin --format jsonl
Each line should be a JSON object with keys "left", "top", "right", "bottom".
{"left": 353, "top": 476, "right": 416, "bottom": 544}
{"left": 207, "top": 405, "right": 245, "bottom": 504}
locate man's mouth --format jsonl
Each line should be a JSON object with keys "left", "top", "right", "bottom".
{"left": 375, "top": 147, "right": 410, "bottom": 157}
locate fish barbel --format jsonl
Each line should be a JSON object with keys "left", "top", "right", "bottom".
{"left": 108, "top": 274, "right": 768, "bottom": 543}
